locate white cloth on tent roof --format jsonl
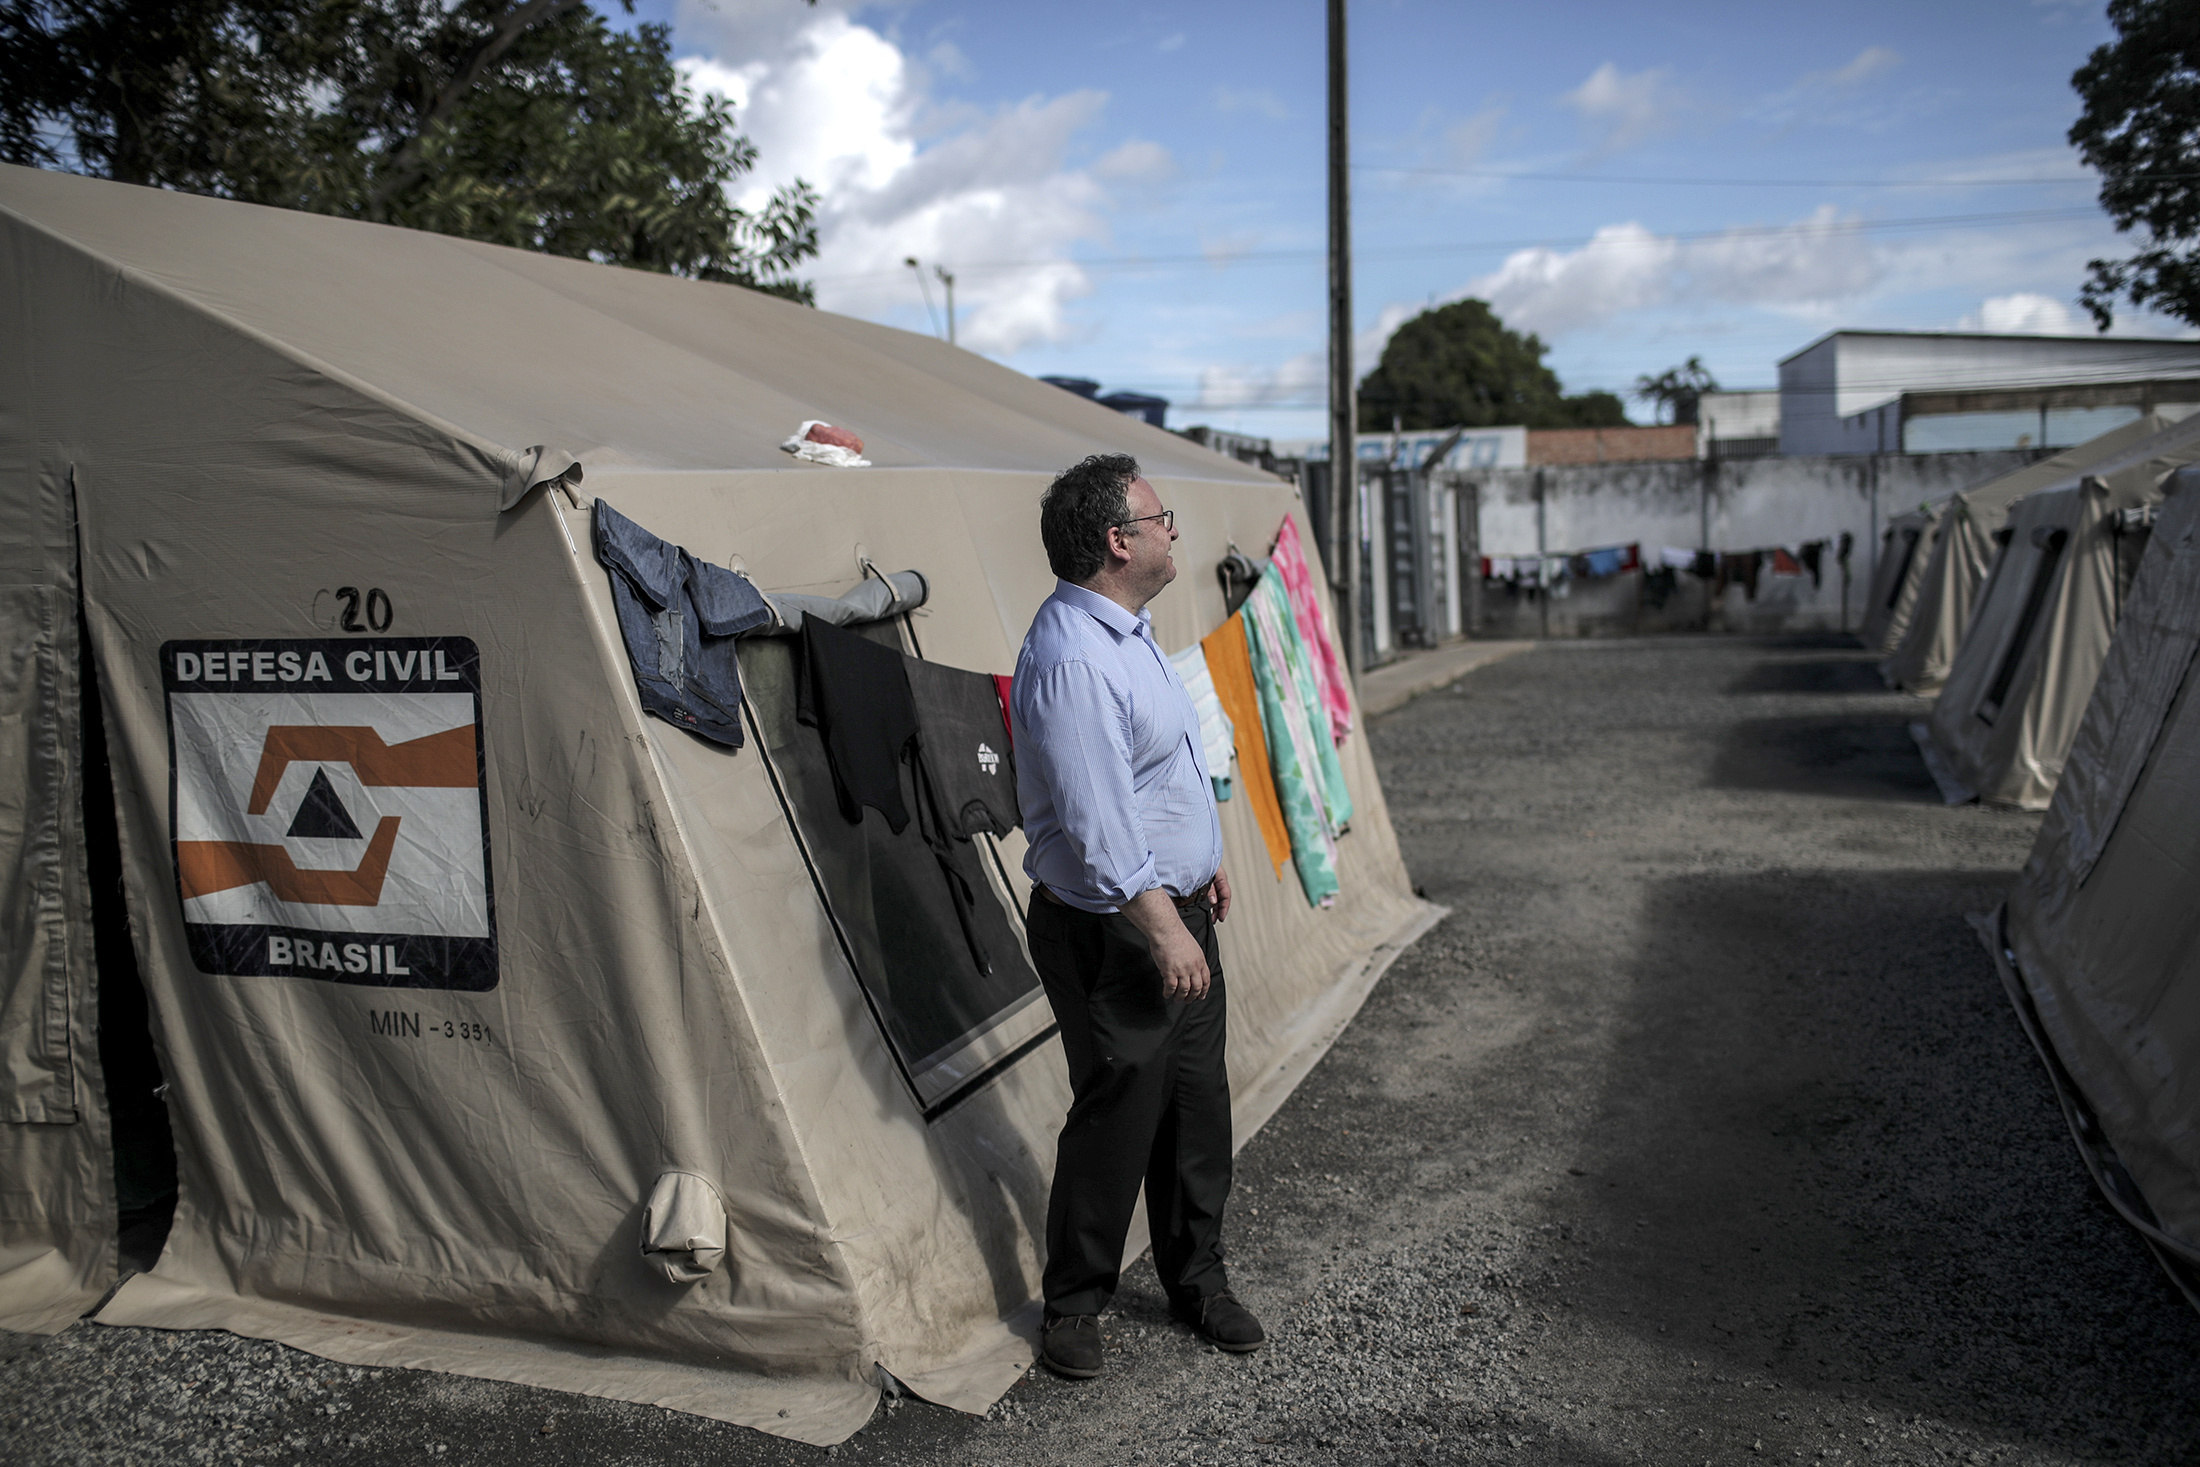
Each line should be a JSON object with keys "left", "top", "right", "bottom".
{"left": 780, "top": 420, "right": 871, "bottom": 468}
{"left": 1168, "top": 641, "right": 1236, "bottom": 802}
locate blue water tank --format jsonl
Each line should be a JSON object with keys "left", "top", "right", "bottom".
{"left": 1040, "top": 376, "right": 1101, "bottom": 398}
{"left": 1098, "top": 391, "right": 1168, "bottom": 428}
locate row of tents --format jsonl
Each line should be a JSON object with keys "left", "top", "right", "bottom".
{"left": 1859, "top": 404, "right": 2200, "bottom": 1300}
{"left": 0, "top": 164, "right": 1440, "bottom": 1444}
{"left": 1861, "top": 407, "right": 2200, "bottom": 809}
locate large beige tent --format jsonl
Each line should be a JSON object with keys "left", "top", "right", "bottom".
{"left": 1983, "top": 465, "right": 2200, "bottom": 1302}
{"left": 0, "top": 164, "right": 1439, "bottom": 1443}
{"left": 1882, "top": 411, "right": 2194, "bottom": 693}
{"left": 1859, "top": 507, "right": 1940, "bottom": 654}
{"left": 1914, "top": 413, "right": 2200, "bottom": 809}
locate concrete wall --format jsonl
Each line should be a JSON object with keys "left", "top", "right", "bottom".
{"left": 1453, "top": 448, "right": 2041, "bottom": 634}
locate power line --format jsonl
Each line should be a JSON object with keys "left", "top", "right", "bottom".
{"left": 1350, "top": 164, "right": 2141, "bottom": 188}
{"left": 810, "top": 206, "right": 2104, "bottom": 285}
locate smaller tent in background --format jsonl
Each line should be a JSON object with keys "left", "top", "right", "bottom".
{"left": 1882, "top": 410, "right": 2197, "bottom": 693}
{"left": 1983, "top": 465, "right": 2200, "bottom": 1305}
{"left": 1914, "top": 414, "right": 2200, "bottom": 808}
{"left": 1860, "top": 508, "right": 1940, "bottom": 654}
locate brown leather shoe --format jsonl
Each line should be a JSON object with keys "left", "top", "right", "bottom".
{"left": 1174, "top": 1290, "right": 1265, "bottom": 1352}
{"left": 1040, "top": 1312, "right": 1103, "bottom": 1378}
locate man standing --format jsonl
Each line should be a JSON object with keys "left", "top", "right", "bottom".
{"left": 1012, "top": 452, "right": 1265, "bottom": 1380}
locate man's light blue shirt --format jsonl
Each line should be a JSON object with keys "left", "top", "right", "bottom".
{"left": 1012, "top": 580, "right": 1224, "bottom": 914}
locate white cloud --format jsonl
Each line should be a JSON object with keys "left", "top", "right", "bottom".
{"left": 1959, "top": 292, "right": 2085, "bottom": 334}
{"left": 1214, "top": 86, "right": 1289, "bottom": 122}
{"left": 1461, "top": 207, "right": 1882, "bottom": 337}
{"left": 676, "top": 1, "right": 1170, "bottom": 356}
{"left": 1442, "top": 104, "right": 1506, "bottom": 165}
{"left": 1186, "top": 309, "right": 1406, "bottom": 412}
{"left": 1826, "top": 46, "right": 1901, "bottom": 87}
{"left": 1561, "top": 62, "right": 1694, "bottom": 155}
{"left": 1094, "top": 139, "right": 1175, "bottom": 185}
{"left": 1157, "top": 32, "right": 1186, "bottom": 53}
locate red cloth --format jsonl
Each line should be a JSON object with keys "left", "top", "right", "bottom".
{"left": 804, "top": 422, "right": 864, "bottom": 454}
{"left": 1620, "top": 543, "right": 1641, "bottom": 572}
{"left": 992, "top": 674, "right": 1014, "bottom": 748}
{"left": 1770, "top": 547, "right": 1803, "bottom": 577}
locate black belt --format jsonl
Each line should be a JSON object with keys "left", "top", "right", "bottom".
{"left": 1036, "top": 884, "right": 1210, "bottom": 912}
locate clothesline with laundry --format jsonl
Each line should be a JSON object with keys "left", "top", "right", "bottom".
{"left": 593, "top": 498, "right": 1362, "bottom": 914}
{"left": 1483, "top": 531, "right": 1855, "bottom": 600}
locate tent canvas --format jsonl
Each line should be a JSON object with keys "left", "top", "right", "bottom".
{"left": 1859, "top": 508, "right": 1938, "bottom": 655}
{"left": 1916, "top": 413, "right": 2200, "bottom": 809}
{"left": 0, "top": 164, "right": 1441, "bottom": 1443}
{"left": 1882, "top": 411, "right": 2195, "bottom": 693}
{"left": 1983, "top": 466, "right": 2200, "bottom": 1303}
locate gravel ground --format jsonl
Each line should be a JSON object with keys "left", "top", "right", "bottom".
{"left": 8, "top": 633, "right": 2199, "bottom": 1466}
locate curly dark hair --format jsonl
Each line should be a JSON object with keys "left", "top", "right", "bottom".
{"left": 1039, "top": 453, "right": 1140, "bottom": 583}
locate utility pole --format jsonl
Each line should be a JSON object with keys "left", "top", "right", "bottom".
{"left": 935, "top": 266, "right": 957, "bottom": 346}
{"left": 1327, "top": 0, "right": 1358, "bottom": 676}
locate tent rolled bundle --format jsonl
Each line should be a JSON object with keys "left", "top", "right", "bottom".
{"left": 752, "top": 567, "right": 929, "bottom": 636}
{"left": 639, "top": 1171, "right": 732, "bottom": 1286}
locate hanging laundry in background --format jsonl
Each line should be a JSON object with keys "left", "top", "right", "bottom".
{"left": 903, "top": 656, "right": 1021, "bottom": 838}
{"left": 1770, "top": 547, "right": 1805, "bottom": 578}
{"left": 1580, "top": 544, "right": 1637, "bottom": 579}
{"left": 1659, "top": 546, "right": 1700, "bottom": 572}
{"left": 1241, "top": 580, "right": 1340, "bottom": 907}
{"left": 1202, "top": 615, "right": 1293, "bottom": 881}
{"left": 1271, "top": 515, "right": 1354, "bottom": 746}
{"left": 992, "top": 673, "right": 1014, "bottom": 748}
{"left": 1716, "top": 551, "right": 1764, "bottom": 602}
{"left": 796, "top": 617, "right": 919, "bottom": 831}
{"left": 1168, "top": 642, "right": 1238, "bottom": 803}
{"left": 1798, "top": 541, "right": 1826, "bottom": 588}
{"left": 1251, "top": 569, "right": 1352, "bottom": 836}
{"left": 592, "top": 499, "right": 773, "bottom": 749}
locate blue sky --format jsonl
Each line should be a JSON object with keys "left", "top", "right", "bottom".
{"left": 630, "top": 0, "right": 2177, "bottom": 436}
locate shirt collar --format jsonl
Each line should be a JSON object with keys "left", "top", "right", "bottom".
{"left": 1052, "top": 579, "right": 1152, "bottom": 641}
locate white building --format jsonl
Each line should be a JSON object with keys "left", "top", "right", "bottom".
{"left": 1778, "top": 330, "right": 2200, "bottom": 456}
{"left": 1696, "top": 390, "right": 1780, "bottom": 459}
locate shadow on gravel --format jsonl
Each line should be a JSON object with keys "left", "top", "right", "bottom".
{"left": 1724, "top": 659, "right": 1888, "bottom": 696}
{"left": 1709, "top": 716, "right": 1938, "bottom": 803}
{"left": 1557, "top": 867, "right": 2200, "bottom": 1463}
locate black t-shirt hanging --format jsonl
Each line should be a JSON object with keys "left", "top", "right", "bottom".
{"left": 902, "top": 657, "right": 1021, "bottom": 838}
{"left": 797, "top": 617, "right": 919, "bottom": 832}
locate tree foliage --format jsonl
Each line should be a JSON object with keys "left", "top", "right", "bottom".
{"left": 1357, "top": 299, "right": 1630, "bottom": 431}
{"left": 2069, "top": 0, "right": 2200, "bottom": 330}
{"left": 0, "top": 0, "right": 819, "bottom": 299}
{"left": 1633, "top": 355, "right": 1719, "bottom": 426}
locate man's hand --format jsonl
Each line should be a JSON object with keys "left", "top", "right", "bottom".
{"left": 1207, "top": 866, "right": 1232, "bottom": 924}
{"left": 1122, "top": 888, "right": 1210, "bottom": 1001}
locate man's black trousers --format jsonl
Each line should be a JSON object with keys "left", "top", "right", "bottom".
{"left": 1029, "top": 894, "right": 1232, "bottom": 1318}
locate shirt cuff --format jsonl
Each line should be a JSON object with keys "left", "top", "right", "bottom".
{"left": 1052, "top": 853, "right": 1160, "bottom": 913}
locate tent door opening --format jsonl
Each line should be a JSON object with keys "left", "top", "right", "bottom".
{"left": 81, "top": 599, "right": 176, "bottom": 1270}
{"left": 737, "top": 628, "right": 1052, "bottom": 1118}
{"left": 1978, "top": 527, "right": 2069, "bottom": 727}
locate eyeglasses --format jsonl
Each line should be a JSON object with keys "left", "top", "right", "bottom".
{"left": 1115, "top": 510, "right": 1175, "bottom": 534}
